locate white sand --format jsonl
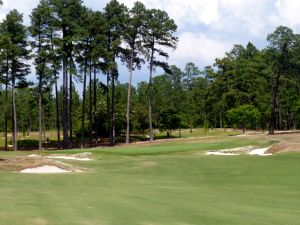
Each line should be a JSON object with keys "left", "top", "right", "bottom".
{"left": 206, "top": 152, "right": 239, "bottom": 156}
{"left": 205, "top": 146, "right": 272, "bottom": 156}
{"left": 27, "top": 154, "right": 92, "bottom": 161}
{"left": 248, "top": 148, "right": 272, "bottom": 156}
{"left": 46, "top": 156, "right": 92, "bottom": 161}
{"left": 28, "top": 154, "right": 40, "bottom": 157}
{"left": 20, "top": 165, "right": 71, "bottom": 173}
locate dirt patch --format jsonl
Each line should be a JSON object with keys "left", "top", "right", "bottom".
{"left": 268, "top": 143, "right": 300, "bottom": 153}
{"left": 139, "top": 161, "right": 158, "bottom": 167}
{"left": 235, "top": 131, "right": 300, "bottom": 154}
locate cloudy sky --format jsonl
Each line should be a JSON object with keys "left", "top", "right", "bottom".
{"left": 1, "top": 0, "right": 300, "bottom": 84}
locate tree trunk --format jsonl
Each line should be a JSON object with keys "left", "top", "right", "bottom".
{"left": 38, "top": 82, "right": 43, "bottom": 150}
{"left": 81, "top": 61, "right": 87, "bottom": 148}
{"left": 291, "top": 113, "right": 295, "bottom": 130}
{"left": 89, "top": 62, "right": 93, "bottom": 147}
{"left": 106, "top": 72, "right": 111, "bottom": 145}
{"left": 214, "top": 115, "right": 217, "bottom": 128}
{"left": 278, "top": 108, "right": 282, "bottom": 130}
{"left": 38, "top": 32, "right": 43, "bottom": 151}
{"left": 111, "top": 69, "right": 116, "bottom": 145}
{"left": 93, "top": 67, "right": 97, "bottom": 144}
{"left": 126, "top": 49, "right": 134, "bottom": 144}
{"left": 269, "top": 72, "right": 280, "bottom": 135}
{"left": 12, "top": 73, "right": 17, "bottom": 151}
{"left": 54, "top": 71, "right": 60, "bottom": 149}
{"left": 42, "top": 106, "right": 46, "bottom": 147}
{"left": 148, "top": 46, "right": 155, "bottom": 142}
{"left": 4, "top": 57, "right": 8, "bottom": 151}
{"left": 69, "top": 69, "right": 73, "bottom": 149}
{"left": 63, "top": 59, "right": 69, "bottom": 149}
{"left": 29, "top": 117, "right": 32, "bottom": 133}
{"left": 287, "top": 111, "right": 290, "bottom": 130}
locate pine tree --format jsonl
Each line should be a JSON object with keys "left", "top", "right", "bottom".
{"left": 0, "top": 10, "right": 30, "bottom": 150}
{"left": 123, "top": 1, "right": 146, "bottom": 144}
{"left": 143, "top": 8, "right": 178, "bottom": 141}
{"left": 103, "top": 0, "right": 128, "bottom": 145}
{"left": 267, "top": 26, "right": 295, "bottom": 134}
{"left": 49, "top": 0, "right": 83, "bottom": 149}
{"left": 29, "top": 0, "right": 53, "bottom": 150}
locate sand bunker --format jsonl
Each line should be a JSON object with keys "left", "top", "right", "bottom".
{"left": 46, "top": 155, "right": 92, "bottom": 161}
{"left": 28, "top": 152, "right": 93, "bottom": 161}
{"left": 206, "top": 152, "right": 239, "bottom": 156}
{"left": 20, "top": 165, "right": 71, "bottom": 173}
{"left": 248, "top": 148, "right": 272, "bottom": 156}
{"left": 206, "top": 146, "right": 272, "bottom": 156}
{"left": 0, "top": 155, "right": 83, "bottom": 174}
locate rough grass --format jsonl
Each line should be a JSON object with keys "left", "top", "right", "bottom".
{"left": 0, "top": 134, "right": 299, "bottom": 225}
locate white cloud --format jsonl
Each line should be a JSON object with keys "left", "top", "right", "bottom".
{"left": 169, "top": 32, "right": 232, "bottom": 67}
{"left": 119, "top": 0, "right": 220, "bottom": 27}
{"left": 275, "top": 0, "right": 300, "bottom": 28}
{"left": 0, "top": 0, "right": 38, "bottom": 23}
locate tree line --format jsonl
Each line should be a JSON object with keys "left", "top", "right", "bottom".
{"left": 0, "top": 0, "right": 177, "bottom": 150}
{"left": 1, "top": 1, "right": 300, "bottom": 151}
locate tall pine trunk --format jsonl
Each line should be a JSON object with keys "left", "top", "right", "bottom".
{"left": 93, "top": 67, "right": 97, "bottom": 144}
{"left": 38, "top": 81, "right": 43, "bottom": 150}
{"left": 111, "top": 70, "right": 116, "bottom": 145}
{"left": 107, "top": 72, "right": 111, "bottom": 145}
{"left": 38, "top": 32, "right": 43, "bottom": 151}
{"left": 148, "top": 46, "right": 154, "bottom": 142}
{"left": 69, "top": 69, "right": 73, "bottom": 149}
{"left": 42, "top": 106, "right": 46, "bottom": 145}
{"left": 81, "top": 60, "right": 87, "bottom": 148}
{"left": 54, "top": 71, "right": 60, "bottom": 149}
{"left": 12, "top": 72, "right": 17, "bottom": 151}
{"left": 126, "top": 49, "right": 134, "bottom": 144}
{"left": 63, "top": 59, "right": 69, "bottom": 149}
{"left": 4, "top": 57, "right": 8, "bottom": 151}
{"left": 89, "top": 62, "right": 92, "bottom": 147}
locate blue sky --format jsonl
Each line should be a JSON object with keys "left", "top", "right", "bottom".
{"left": 1, "top": 0, "right": 300, "bottom": 86}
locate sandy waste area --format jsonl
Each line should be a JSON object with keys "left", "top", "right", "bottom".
{"left": 20, "top": 165, "right": 71, "bottom": 173}
{"left": 206, "top": 146, "right": 272, "bottom": 156}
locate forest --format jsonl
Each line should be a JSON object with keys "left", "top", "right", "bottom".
{"left": 1, "top": 0, "right": 300, "bottom": 150}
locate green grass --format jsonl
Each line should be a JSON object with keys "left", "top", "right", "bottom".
{"left": 0, "top": 136, "right": 299, "bottom": 225}
{"left": 0, "top": 128, "right": 242, "bottom": 150}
